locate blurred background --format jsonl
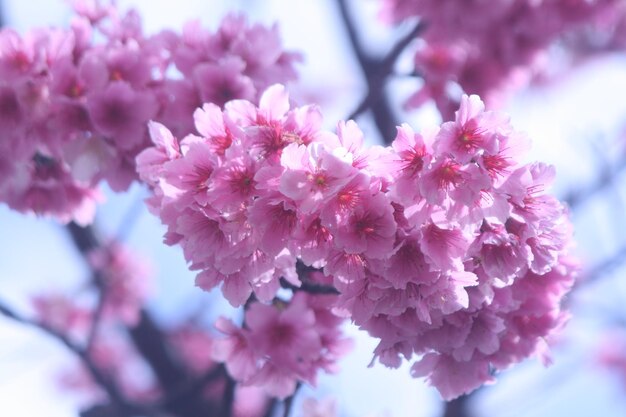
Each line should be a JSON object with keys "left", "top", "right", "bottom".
{"left": 2, "top": 1, "right": 626, "bottom": 416}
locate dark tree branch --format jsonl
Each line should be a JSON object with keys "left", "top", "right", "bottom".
{"left": 86, "top": 280, "right": 106, "bottom": 350}
{"left": 66, "top": 224, "right": 189, "bottom": 392}
{"left": 348, "top": 22, "right": 426, "bottom": 121}
{"left": 335, "top": 0, "right": 374, "bottom": 71}
{"left": 66, "top": 222, "right": 107, "bottom": 350}
{"left": 221, "top": 375, "right": 237, "bottom": 417}
{"left": 279, "top": 277, "right": 340, "bottom": 295}
{"left": 336, "top": 0, "right": 425, "bottom": 143}
{"left": 443, "top": 395, "right": 474, "bottom": 417}
{"left": 127, "top": 309, "right": 222, "bottom": 417}
{"left": 282, "top": 383, "right": 301, "bottom": 417}
{"left": 262, "top": 399, "right": 279, "bottom": 417}
{"left": 67, "top": 221, "right": 101, "bottom": 253}
{"left": 128, "top": 310, "right": 189, "bottom": 389}
{"left": 0, "top": 299, "right": 143, "bottom": 417}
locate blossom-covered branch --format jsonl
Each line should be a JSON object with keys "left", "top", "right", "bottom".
{"left": 0, "top": 298, "right": 144, "bottom": 416}
{"left": 139, "top": 83, "right": 576, "bottom": 400}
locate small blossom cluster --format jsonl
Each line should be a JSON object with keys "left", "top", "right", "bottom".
{"left": 379, "top": 0, "right": 620, "bottom": 117}
{"left": 88, "top": 241, "right": 152, "bottom": 326}
{"left": 33, "top": 240, "right": 151, "bottom": 331}
{"left": 139, "top": 85, "right": 575, "bottom": 399}
{"left": 0, "top": 1, "right": 299, "bottom": 224}
{"left": 212, "top": 292, "right": 351, "bottom": 398}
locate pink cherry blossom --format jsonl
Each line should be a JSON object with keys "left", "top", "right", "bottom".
{"left": 380, "top": 0, "right": 621, "bottom": 117}
{"left": 0, "top": 2, "right": 300, "bottom": 223}
{"left": 212, "top": 293, "right": 349, "bottom": 399}
{"left": 141, "top": 86, "right": 576, "bottom": 400}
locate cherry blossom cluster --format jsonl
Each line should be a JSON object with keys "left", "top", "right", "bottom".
{"left": 213, "top": 292, "right": 351, "bottom": 399}
{"left": 379, "top": 0, "right": 621, "bottom": 117}
{"left": 138, "top": 84, "right": 576, "bottom": 399}
{"left": 0, "top": 0, "right": 299, "bottom": 224}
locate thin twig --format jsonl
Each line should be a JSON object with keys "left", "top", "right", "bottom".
{"left": 442, "top": 395, "right": 474, "bottom": 417}
{"left": 562, "top": 153, "right": 626, "bottom": 209}
{"left": 578, "top": 243, "right": 626, "bottom": 287}
{"left": 66, "top": 222, "right": 108, "bottom": 350}
{"left": 86, "top": 276, "right": 106, "bottom": 350}
{"left": 348, "top": 22, "right": 426, "bottom": 121}
{"left": 66, "top": 221, "right": 101, "bottom": 254}
{"left": 282, "top": 383, "right": 301, "bottom": 417}
{"left": 221, "top": 375, "right": 237, "bottom": 417}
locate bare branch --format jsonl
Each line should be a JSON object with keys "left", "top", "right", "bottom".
{"left": 336, "top": 0, "right": 425, "bottom": 143}
{"left": 348, "top": 22, "right": 426, "bottom": 121}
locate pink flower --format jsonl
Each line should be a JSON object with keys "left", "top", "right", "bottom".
{"left": 162, "top": 137, "right": 217, "bottom": 207}
{"left": 4, "top": 154, "right": 99, "bottom": 225}
{"left": 383, "top": 233, "right": 437, "bottom": 289}
{"left": 390, "top": 123, "right": 432, "bottom": 179}
{"left": 87, "top": 81, "right": 158, "bottom": 150}
{"left": 0, "top": 4, "right": 300, "bottom": 224}
{"left": 279, "top": 142, "right": 355, "bottom": 214}
{"left": 0, "top": 29, "right": 35, "bottom": 78}
{"left": 212, "top": 317, "right": 257, "bottom": 381}
{"left": 136, "top": 121, "right": 181, "bottom": 187}
{"left": 193, "top": 103, "right": 234, "bottom": 156}
{"left": 193, "top": 57, "right": 255, "bottom": 107}
{"left": 435, "top": 94, "right": 504, "bottom": 164}
{"left": 246, "top": 298, "right": 322, "bottom": 373}
{"left": 213, "top": 293, "right": 349, "bottom": 399}
{"left": 248, "top": 194, "right": 299, "bottom": 256}
{"left": 332, "top": 192, "right": 396, "bottom": 259}
{"left": 31, "top": 293, "right": 91, "bottom": 335}
{"left": 207, "top": 151, "right": 259, "bottom": 211}
{"left": 420, "top": 222, "right": 470, "bottom": 271}
{"left": 0, "top": 85, "right": 23, "bottom": 130}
